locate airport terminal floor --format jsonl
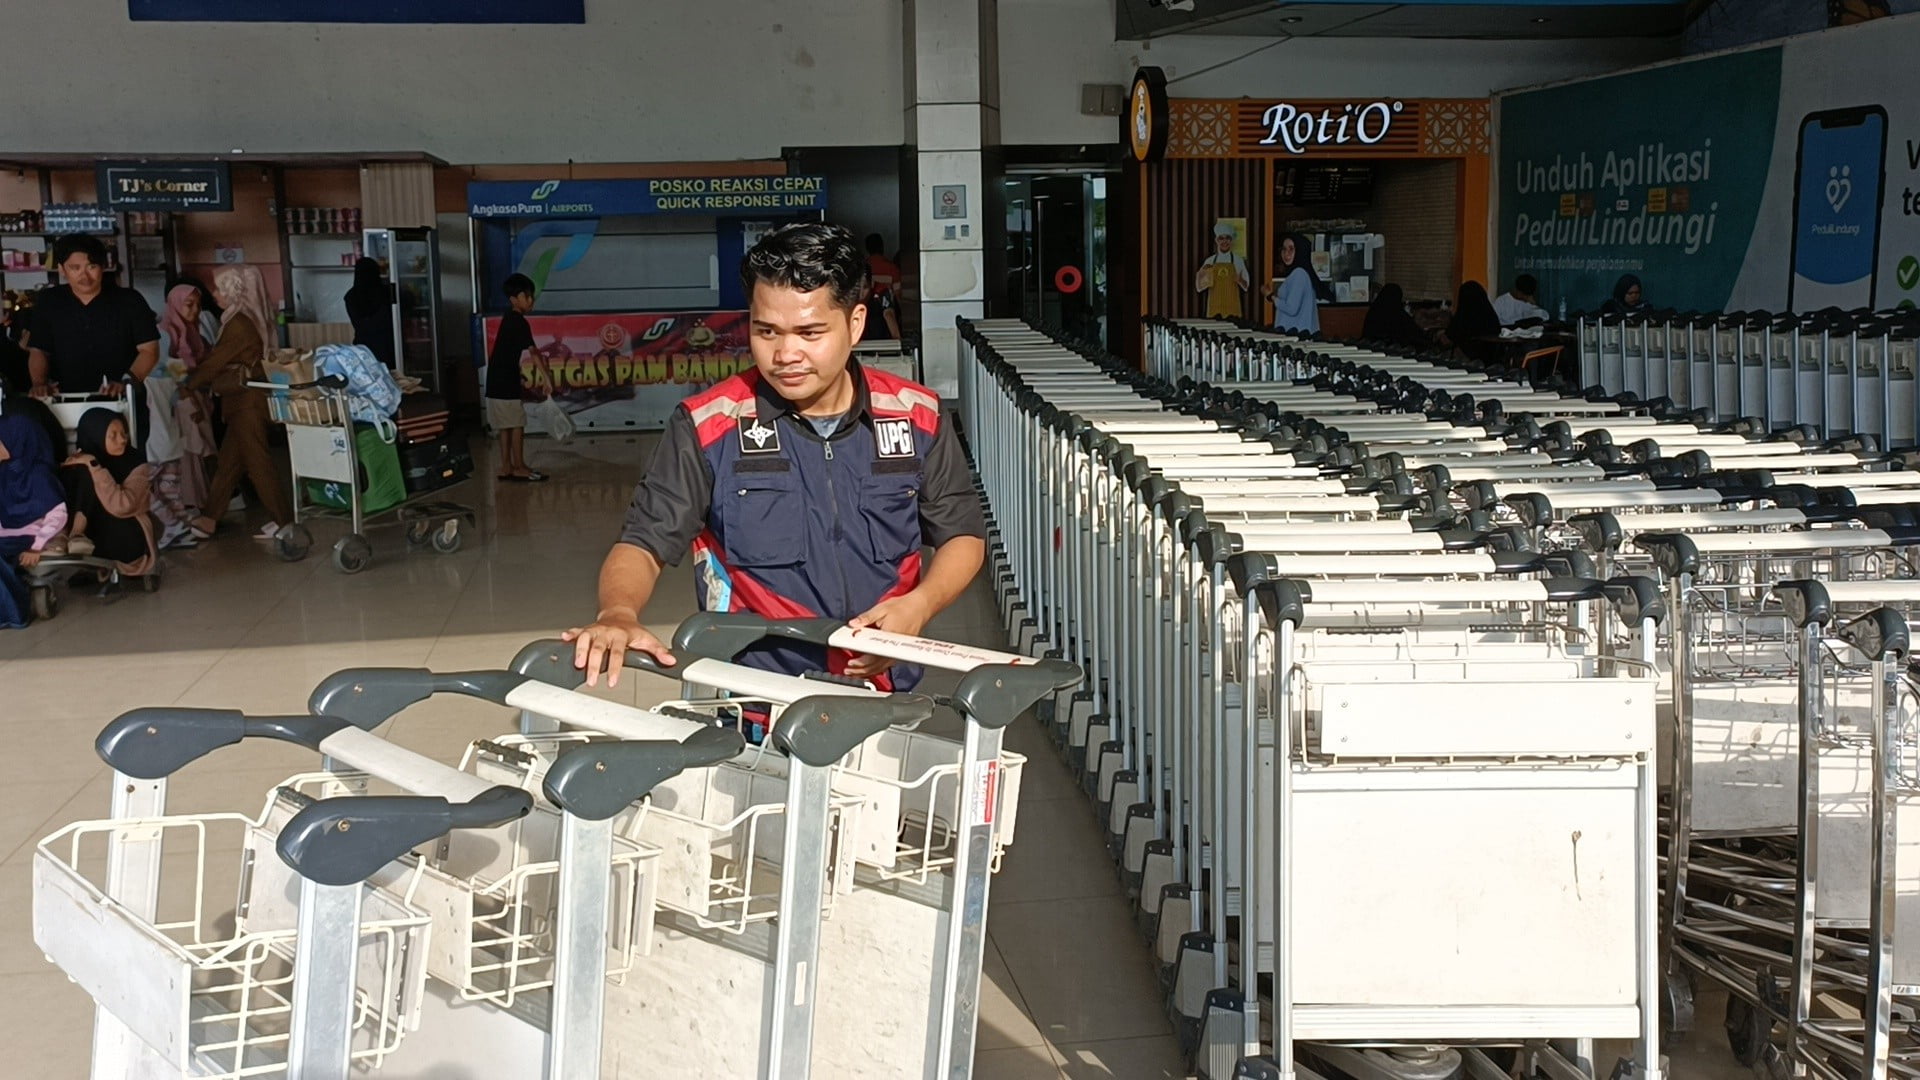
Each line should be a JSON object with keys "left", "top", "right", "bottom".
{"left": 2, "top": 429, "right": 1758, "bottom": 1080}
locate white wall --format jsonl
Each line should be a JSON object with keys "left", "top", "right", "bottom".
{"left": 997, "top": 0, "right": 1680, "bottom": 146}
{"left": 0, "top": 0, "right": 902, "bottom": 163}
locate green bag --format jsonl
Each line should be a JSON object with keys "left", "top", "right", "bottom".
{"left": 303, "top": 423, "right": 406, "bottom": 516}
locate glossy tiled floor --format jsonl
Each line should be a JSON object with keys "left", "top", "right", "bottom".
{"left": 0, "top": 432, "right": 1750, "bottom": 1079}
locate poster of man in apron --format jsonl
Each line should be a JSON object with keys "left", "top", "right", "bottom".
{"left": 1194, "top": 219, "right": 1251, "bottom": 319}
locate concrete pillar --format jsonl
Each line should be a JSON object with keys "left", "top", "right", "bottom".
{"left": 904, "top": 0, "right": 999, "bottom": 396}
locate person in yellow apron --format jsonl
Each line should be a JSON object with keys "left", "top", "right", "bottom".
{"left": 1194, "top": 223, "right": 1250, "bottom": 319}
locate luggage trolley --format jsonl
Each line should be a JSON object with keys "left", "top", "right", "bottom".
{"left": 1222, "top": 567, "right": 1667, "bottom": 1080}
{"left": 1632, "top": 527, "right": 1920, "bottom": 1054}
{"left": 36, "top": 703, "right": 536, "bottom": 1079}
{"left": 255, "top": 376, "right": 472, "bottom": 573}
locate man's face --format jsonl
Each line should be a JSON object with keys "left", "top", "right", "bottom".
{"left": 61, "top": 254, "right": 102, "bottom": 296}
{"left": 510, "top": 290, "right": 535, "bottom": 315}
{"left": 749, "top": 282, "right": 866, "bottom": 410}
{"left": 1216, "top": 234, "right": 1232, "bottom": 254}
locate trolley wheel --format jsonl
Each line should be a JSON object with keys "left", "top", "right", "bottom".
{"left": 29, "top": 585, "right": 57, "bottom": 621}
{"left": 140, "top": 573, "right": 160, "bottom": 593}
{"left": 405, "top": 520, "right": 433, "bottom": 548}
{"left": 331, "top": 534, "right": 374, "bottom": 575}
{"left": 275, "top": 524, "right": 314, "bottom": 562}
{"left": 1662, "top": 967, "right": 1695, "bottom": 1035}
{"left": 1724, "top": 993, "right": 1771, "bottom": 1067}
{"left": 430, "top": 520, "right": 463, "bottom": 555}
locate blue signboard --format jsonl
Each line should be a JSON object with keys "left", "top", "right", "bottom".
{"left": 129, "top": 1, "right": 583, "bottom": 23}
{"left": 466, "top": 177, "right": 830, "bottom": 219}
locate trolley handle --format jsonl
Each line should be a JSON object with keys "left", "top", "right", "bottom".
{"left": 276, "top": 785, "right": 533, "bottom": 887}
{"left": 97, "top": 709, "right": 366, "bottom": 779}
{"left": 670, "top": 613, "right": 1083, "bottom": 728}
{"left": 773, "top": 693, "right": 937, "bottom": 767}
{"left": 309, "top": 663, "right": 721, "bottom": 739}
{"left": 541, "top": 725, "right": 745, "bottom": 821}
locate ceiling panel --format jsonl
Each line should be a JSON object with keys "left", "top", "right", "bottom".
{"left": 1117, "top": 1, "right": 1689, "bottom": 40}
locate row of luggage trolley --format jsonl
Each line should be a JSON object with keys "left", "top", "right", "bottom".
{"left": 961, "top": 312, "right": 1920, "bottom": 1079}
{"left": 33, "top": 617, "right": 1081, "bottom": 1077}
{"left": 1571, "top": 309, "right": 1920, "bottom": 449}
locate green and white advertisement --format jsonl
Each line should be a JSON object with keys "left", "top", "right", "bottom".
{"left": 1497, "top": 17, "right": 1920, "bottom": 315}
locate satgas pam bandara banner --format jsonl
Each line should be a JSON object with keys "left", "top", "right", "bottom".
{"left": 1496, "top": 17, "right": 1920, "bottom": 316}
{"left": 478, "top": 311, "right": 753, "bottom": 433}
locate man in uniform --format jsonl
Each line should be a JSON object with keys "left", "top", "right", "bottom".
{"left": 565, "top": 223, "right": 986, "bottom": 689}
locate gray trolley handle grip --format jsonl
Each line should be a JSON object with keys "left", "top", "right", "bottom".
{"left": 307, "top": 668, "right": 531, "bottom": 729}
{"left": 508, "top": 639, "right": 689, "bottom": 691}
{"left": 276, "top": 785, "right": 534, "bottom": 887}
{"left": 542, "top": 726, "right": 746, "bottom": 821}
{"left": 774, "top": 693, "right": 937, "bottom": 767}
{"left": 97, "top": 709, "right": 366, "bottom": 780}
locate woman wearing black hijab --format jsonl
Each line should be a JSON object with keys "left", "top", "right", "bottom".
{"left": 343, "top": 258, "right": 398, "bottom": 369}
{"left": 1600, "top": 274, "right": 1648, "bottom": 316}
{"left": 1446, "top": 281, "right": 1504, "bottom": 364}
{"left": 61, "top": 406, "right": 156, "bottom": 576}
{"left": 1362, "top": 284, "right": 1426, "bottom": 349}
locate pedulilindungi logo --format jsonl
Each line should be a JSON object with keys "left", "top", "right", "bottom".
{"left": 531, "top": 180, "right": 560, "bottom": 201}
{"left": 738, "top": 415, "right": 781, "bottom": 453}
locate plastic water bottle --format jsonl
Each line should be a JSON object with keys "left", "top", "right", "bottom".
{"left": 1557, "top": 297, "right": 1568, "bottom": 322}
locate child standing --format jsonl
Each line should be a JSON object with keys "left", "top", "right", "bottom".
{"left": 485, "top": 274, "right": 547, "bottom": 483}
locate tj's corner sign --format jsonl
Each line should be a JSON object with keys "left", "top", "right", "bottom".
{"left": 468, "top": 175, "right": 829, "bottom": 219}
{"left": 96, "top": 162, "right": 232, "bottom": 212}
{"left": 1126, "top": 93, "right": 1489, "bottom": 161}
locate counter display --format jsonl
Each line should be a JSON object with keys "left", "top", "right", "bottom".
{"left": 476, "top": 310, "right": 753, "bottom": 433}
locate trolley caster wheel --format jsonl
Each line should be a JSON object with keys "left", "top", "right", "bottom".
{"left": 405, "top": 520, "right": 433, "bottom": 548}
{"left": 29, "top": 586, "right": 57, "bottom": 621}
{"left": 331, "top": 534, "right": 374, "bottom": 574}
{"left": 430, "top": 520, "right": 463, "bottom": 555}
{"left": 140, "top": 574, "right": 160, "bottom": 593}
{"left": 275, "top": 525, "right": 314, "bottom": 562}
{"left": 1758, "top": 1045, "right": 1794, "bottom": 1080}
{"left": 1662, "top": 967, "right": 1695, "bottom": 1035}
{"left": 1724, "top": 993, "right": 1772, "bottom": 1067}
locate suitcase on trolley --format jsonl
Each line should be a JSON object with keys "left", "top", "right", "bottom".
{"left": 399, "top": 435, "right": 474, "bottom": 494}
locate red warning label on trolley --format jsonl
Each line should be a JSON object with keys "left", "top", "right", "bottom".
{"left": 969, "top": 759, "right": 1000, "bottom": 827}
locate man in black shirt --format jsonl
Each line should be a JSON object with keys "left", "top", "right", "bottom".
{"left": 27, "top": 235, "right": 159, "bottom": 399}
{"left": 484, "top": 273, "right": 546, "bottom": 482}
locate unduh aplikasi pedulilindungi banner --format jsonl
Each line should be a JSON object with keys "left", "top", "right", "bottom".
{"left": 1496, "top": 15, "right": 1920, "bottom": 317}
{"left": 476, "top": 310, "right": 753, "bottom": 433}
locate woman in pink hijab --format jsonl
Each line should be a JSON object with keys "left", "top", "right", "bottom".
{"left": 146, "top": 284, "right": 215, "bottom": 546}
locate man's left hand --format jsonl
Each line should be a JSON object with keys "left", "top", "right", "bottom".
{"left": 844, "top": 592, "right": 934, "bottom": 678}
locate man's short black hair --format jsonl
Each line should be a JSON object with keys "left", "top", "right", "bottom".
{"left": 52, "top": 234, "right": 108, "bottom": 269}
{"left": 866, "top": 232, "right": 885, "bottom": 255}
{"left": 1514, "top": 274, "right": 1538, "bottom": 296}
{"left": 503, "top": 273, "right": 536, "bottom": 299}
{"left": 742, "top": 223, "right": 869, "bottom": 312}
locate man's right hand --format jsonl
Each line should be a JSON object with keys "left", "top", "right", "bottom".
{"left": 561, "top": 613, "right": 676, "bottom": 688}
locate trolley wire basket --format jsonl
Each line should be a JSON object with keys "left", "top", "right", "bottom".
{"left": 33, "top": 801, "right": 432, "bottom": 1079}
{"left": 280, "top": 763, "right": 659, "bottom": 1010}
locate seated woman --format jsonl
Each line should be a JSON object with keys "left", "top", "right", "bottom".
{"left": 0, "top": 408, "right": 70, "bottom": 627}
{"left": 61, "top": 407, "right": 156, "bottom": 579}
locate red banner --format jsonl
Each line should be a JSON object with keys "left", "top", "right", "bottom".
{"left": 480, "top": 310, "right": 754, "bottom": 390}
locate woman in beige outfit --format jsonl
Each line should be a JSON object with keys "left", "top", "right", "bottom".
{"left": 188, "top": 266, "right": 293, "bottom": 540}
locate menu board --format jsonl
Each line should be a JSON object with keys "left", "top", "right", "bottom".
{"left": 1279, "top": 165, "right": 1375, "bottom": 206}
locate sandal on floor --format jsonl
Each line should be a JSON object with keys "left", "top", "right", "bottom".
{"left": 524, "top": 471, "right": 549, "bottom": 482}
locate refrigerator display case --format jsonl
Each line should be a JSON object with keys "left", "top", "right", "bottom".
{"left": 363, "top": 226, "right": 442, "bottom": 391}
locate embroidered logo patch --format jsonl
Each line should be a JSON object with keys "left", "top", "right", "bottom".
{"left": 738, "top": 415, "right": 781, "bottom": 454}
{"left": 874, "top": 417, "right": 917, "bottom": 458}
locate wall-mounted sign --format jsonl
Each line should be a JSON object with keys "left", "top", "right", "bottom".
{"left": 1256, "top": 100, "right": 1406, "bottom": 154}
{"left": 1127, "top": 67, "right": 1171, "bottom": 164}
{"left": 129, "top": 1, "right": 584, "bottom": 23}
{"left": 96, "top": 162, "right": 232, "bottom": 212}
{"left": 467, "top": 176, "right": 828, "bottom": 219}
{"left": 932, "top": 184, "right": 968, "bottom": 220}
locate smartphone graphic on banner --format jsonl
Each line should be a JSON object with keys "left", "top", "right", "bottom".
{"left": 1789, "top": 105, "right": 1887, "bottom": 311}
